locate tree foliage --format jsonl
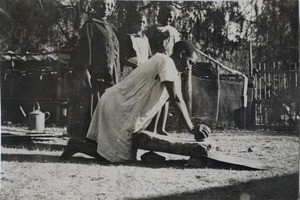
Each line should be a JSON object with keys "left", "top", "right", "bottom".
{"left": 0, "top": 0, "right": 87, "bottom": 52}
{"left": 0, "top": 0, "right": 298, "bottom": 72}
{"left": 253, "top": 0, "right": 299, "bottom": 62}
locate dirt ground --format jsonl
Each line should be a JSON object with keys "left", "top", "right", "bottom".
{"left": 1, "top": 126, "right": 299, "bottom": 200}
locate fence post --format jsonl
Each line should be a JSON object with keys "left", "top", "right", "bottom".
{"left": 182, "top": 66, "right": 192, "bottom": 115}
{"left": 263, "top": 63, "right": 267, "bottom": 124}
{"left": 249, "top": 40, "right": 253, "bottom": 77}
{"left": 56, "top": 62, "right": 62, "bottom": 123}
{"left": 259, "top": 63, "right": 262, "bottom": 125}
{"left": 216, "top": 65, "right": 220, "bottom": 123}
{"left": 248, "top": 40, "right": 254, "bottom": 128}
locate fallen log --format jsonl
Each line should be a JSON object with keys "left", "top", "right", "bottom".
{"left": 132, "top": 130, "right": 216, "bottom": 158}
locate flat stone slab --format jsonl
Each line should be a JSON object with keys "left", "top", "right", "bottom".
{"left": 206, "top": 151, "right": 269, "bottom": 170}
{"left": 133, "top": 131, "right": 268, "bottom": 170}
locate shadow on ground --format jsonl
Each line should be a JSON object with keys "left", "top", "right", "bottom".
{"left": 129, "top": 173, "right": 299, "bottom": 200}
{"left": 2, "top": 140, "right": 263, "bottom": 171}
{"left": 1, "top": 152, "right": 194, "bottom": 169}
{"left": 2, "top": 139, "right": 265, "bottom": 170}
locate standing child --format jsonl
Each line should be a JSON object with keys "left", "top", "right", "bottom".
{"left": 146, "top": 5, "right": 180, "bottom": 56}
{"left": 146, "top": 5, "right": 181, "bottom": 135}
{"left": 120, "top": 12, "right": 152, "bottom": 79}
{"left": 68, "top": 0, "right": 121, "bottom": 138}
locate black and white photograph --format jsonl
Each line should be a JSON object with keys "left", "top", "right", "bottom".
{"left": 1, "top": 0, "right": 299, "bottom": 199}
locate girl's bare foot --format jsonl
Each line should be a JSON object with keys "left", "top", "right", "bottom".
{"left": 157, "top": 130, "right": 170, "bottom": 136}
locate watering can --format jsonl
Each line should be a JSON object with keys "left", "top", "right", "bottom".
{"left": 20, "top": 102, "right": 50, "bottom": 132}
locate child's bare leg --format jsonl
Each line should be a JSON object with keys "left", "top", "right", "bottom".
{"left": 152, "top": 109, "right": 162, "bottom": 134}
{"left": 157, "top": 101, "right": 169, "bottom": 136}
{"left": 147, "top": 101, "right": 169, "bottom": 135}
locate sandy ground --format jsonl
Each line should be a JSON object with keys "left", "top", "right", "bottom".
{"left": 1, "top": 126, "right": 299, "bottom": 200}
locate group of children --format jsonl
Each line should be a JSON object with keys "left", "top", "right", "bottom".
{"left": 120, "top": 5, "right": 180, "bottom": 79}
{"left": 119, "top": 4, "right": 181, "bottom": 136}
{"left": 68, "top": 0, "right": 181, "bottom": 138}
{"left": 63, "top": 0, "right": 211, "bottom": 163}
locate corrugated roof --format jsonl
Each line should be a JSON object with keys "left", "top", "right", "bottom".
{"left": 0, "top": 52, "right": 70, "bottom": 64}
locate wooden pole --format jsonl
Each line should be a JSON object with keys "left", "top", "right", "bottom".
{"left": 216, "top": 65, "right": 220, "bottom": 122}
{"left": 258, "top": 63, "right": 262, "bottom": 125}
{"left": 247, "top": 40, "right": 254, "bottom": 128}
{"left": 56, "top": 63, "right": 62, "bottom": 123}
{"left": 182, "top": 67, "right": 192, "bottom": 115}
{"left": 187, "top": 65, "right": 192, "bottom": 114}
{"left": 249, "top": 40, "right": 253, "bottom": 77}
{"left": 263, "top": 63, "right": 267, "bottom": 124}
{"left": 295, "top": 62, "right": 298, "bottom": 88}
{"left": 254, "top": 63, "right": 258, "bottom": 126}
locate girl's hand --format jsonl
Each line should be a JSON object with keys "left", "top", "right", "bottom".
{"left": 82, "top": 69, "right": 92, "bottom": 88}
{"left": 191, "top": 124, "right": 211, "bottom": 141}
{"left": 157, "top": 26, "right": 168, "bottom": 33}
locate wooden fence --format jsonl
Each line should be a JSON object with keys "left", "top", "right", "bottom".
{"left": 253, "top": 61, "right": 299, "bottom": 129}
{"left": 1, "top": 53, "right": 71, "bottom": 125}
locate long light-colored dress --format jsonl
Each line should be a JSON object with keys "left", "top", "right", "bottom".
{"left": 86, "top": 53, "right": 181, "bottom": 162}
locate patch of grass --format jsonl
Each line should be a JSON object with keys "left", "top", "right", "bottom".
{"left": 1, "top": 129, "right": 299, "bottom": 199}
